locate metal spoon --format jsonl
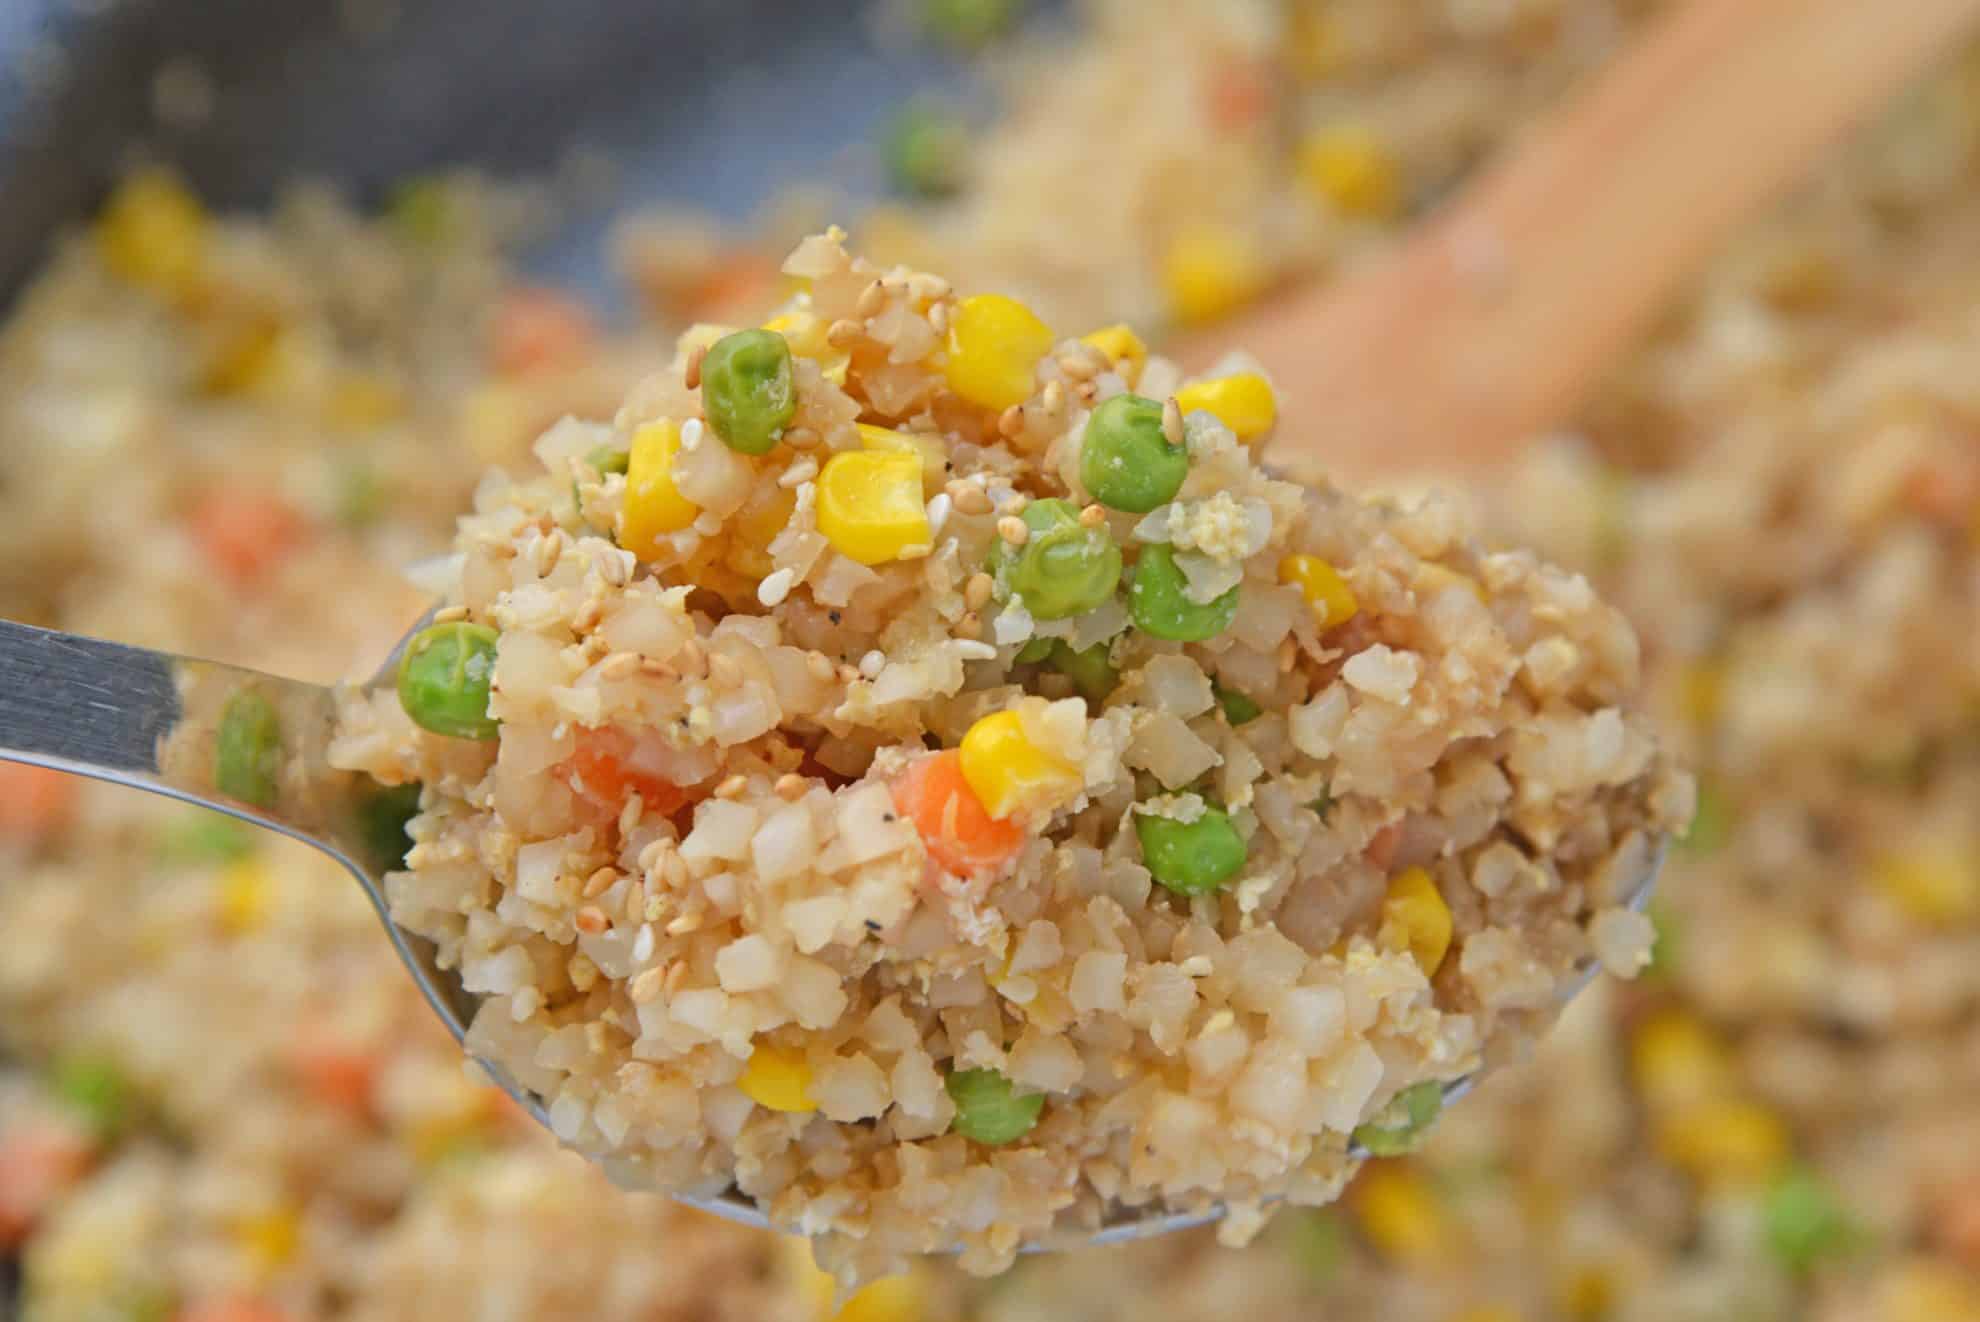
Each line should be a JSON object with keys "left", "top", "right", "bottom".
{"left": 0, "top": 613, "right": 1660, "bottom": 1245}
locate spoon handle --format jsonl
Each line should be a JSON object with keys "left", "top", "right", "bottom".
{"left": 0, "top": 615, "right": 362, "bottom": 858}
{"left": 1249, "top": 0, "right": 1980, "bottom": 477}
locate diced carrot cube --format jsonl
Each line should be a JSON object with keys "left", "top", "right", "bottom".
{"left": 891, "top": 750, "right": 1025, "bottom": 875}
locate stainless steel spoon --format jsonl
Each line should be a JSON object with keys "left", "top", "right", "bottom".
{"left": 0, "top": 613, "right": 1660, "bottom": 1247}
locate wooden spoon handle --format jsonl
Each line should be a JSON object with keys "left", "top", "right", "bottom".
{"left": 1240, "top": 0, "right": 1980, "bottom": 478}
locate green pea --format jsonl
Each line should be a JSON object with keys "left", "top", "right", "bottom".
{"left": 1048, "top": 640, "right": 1118, "bottom": 705}
{"left": 884, "top": 103, "right": 968, "bottom": 198}
{"left": 335, "top": 460, "right": 384, "bottom": 529}
{"left": 157, "top": 812, "right": 255, "bottom": 866}
{"left": 701, "top": 329, "right": 796, "bottom": 456}
{"left": 1213, "top": 683, "right": 1262, "bottom": 726}
{"left": 52, "top": 1056, "right": 129, "bottom": 1140}
{"left": 1128, "top": 544, "right": 1238, "bottom": 642}
{"left": 1080, "top": 393, "right": 1188, "bottom": 514}
{"left": 571, "top": 444, "right": 629, "bottom": 513}
{"left": 1682, "top": 779, "right": 1732, "bottom": 853}
{"left": 215, "top": 689, "right": 282, "bottom": 809}
{"left": 1285, "top": 1210, "right": 1346, "bottom": 1284}
{"left": 1013, "top": 637, "right": 1056, "bottom": 664}
{"left": 991, "top": 498, "right": 1122, "bottom": 620}
{"left": 1133, "top": 803, "right": 1247, "bottom": 896}
{"left": 924, "top": 0, "right": 1023, "bottom": 48}
{"left": 388, "top": 177, "right": 456, "bottom": 245}
{"left": 397, "top": 621, "right": 500, "bottom": 740}
{"left": 1350, "top": 1080, "right": 1444, "bottom": 1156}
{"left": 945, "top": 1068, "right": 1045, "bottom": 1145}
{"left": 353, "top": 780, "right": 423, "bottom": 875}
{"left": 1763, "top": 1167, "right": 1856, "bottom": 1272}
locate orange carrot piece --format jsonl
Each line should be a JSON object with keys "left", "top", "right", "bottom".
{"left": 683, "top": 252, "right": 779, "bottom": 321}
{"left": 189, "top": 490, "right": 306, "bottom": 587}
{"left": 174, "top": 1297, "right": 293, "bottom": 1322}
{"left": 287, "top": 1039, "right": 379, "bottom": 1118}
{"left": 1206, "top": 58, "right": 1274, "bottom": 133}
{"left": 566, "top": 728, "right": 694, "bottom": 818}
{"left": 0, "top": 763, "right": 79, "bottom": 841}
{"left": 891, "top": 750, "right": 1024, "bottom": 875}
{"left": 0, "top": 1126, "right": 93, "bottom": 1248}
{"left": 490, "top": 287, "right": 596, "bottom": 378}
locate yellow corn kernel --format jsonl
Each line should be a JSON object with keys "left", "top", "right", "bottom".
{"left": 1878, "top": 1259, "right": 1980, "bottom": 1322}
{"left": 326, "top": 373, "right": 407, "bottom": 430}
{"left": 1161, "top": 225, "right": 1269, "bottom": 327}
{"left": 1450, "top": 1309, "right": 1522, "bottom": 1322}
{"left": 34, "top": 1222, "right": 120, "bottom": 1293}
{"left": 1175, "top": 372, "right": 1277, "bottom": 443}
{"left": 858, "top": 424, "right": 946, "bottom": 497}
{"left": 620, "top": 420, "right": 701, "bottom": 559}
{"left": 1677, "top": 660, "right": 1724, "bottom": 730}
{"left": 1279, "top": 554, "right": 1359, "bottom": 628}
{"left": 1559, "top": 1264, "right": 1616, "bottom": 1322}
{"left": 816, "top": 449, "right": 931, "bottom": 566}
{"left": 945, "top": 293, "right": 1055, "bottom": 412}
{"left": 1080, "top": 324, "right": 1149, "bottom": 384}
{"left": 1377, "top": 866, "right": 1453, "bottom": 976}
{"left": 1288, "top": 10, "right": 1342, "bottom": 82}
{"left": 837, "top": 1273, "right": 928, "bottom": 1322}
{"left": 1352, "top": 1163, "right": 1448, "bottom": 1266}
{"left": 95, "top": 170, "right": 207, "bottom": 297}
{"left": 1655, "top": 1098, "right": 1790, "bottom": 1187}
{"left": 1630, "top": 1008, "right": 1736, "bottom": 1109}
{"left": 1298, "top": 125, "right": 1403, "bottom": 221}
{"left": 739, "top": 1043, "right": 816, "bottom": 1113}
{"left": 1873, "top": 849, "right": 1980, "bottom": 926}
{"left": 959, "top": 711, "right": 1083, "bottom": 822}
{"left": 232, "top": 1208, "right": 300, "bottom": 1276}
{"left": 765, "top": 305, "right": 850, "bottom": 385}
{"left": 217, "top": 857, "right": 270, "bottom": 935}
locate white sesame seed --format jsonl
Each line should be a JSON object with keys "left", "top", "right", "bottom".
{"left": 757, "top": 568, "right": 796, "bottom": 607}
{"left": 952, "top": 640, "right": 997, "bottom": 660}
{"left": 778, "top": 457, "right": 819, "bottom": 488}
{"left": 632, "top": 923, "right": 656, "bottom": 963}
{"left": 680, "top": 417, "right": 705, "bottom": 452}
{"left": 925, "top": 491, "right": 953, "bottom": 537}
{"left": 858, "top": 650, "right": 886, "bottom": 679}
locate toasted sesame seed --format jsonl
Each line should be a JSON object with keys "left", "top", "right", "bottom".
{"left": 713, "top": 774, "right": 747, "bottom": 800}
{"left": 838, "top": 663, "right": 862, "bottom": 684}
{"left": 665, "top": 911, "right": 704, "bottom": 936}
{"left": 1057, "top": 349, "right": 1101, "bottom": 382}
{"left": 684, "top": 341, "right": 707, "bottom": 391}
{"left": 784, "top": 425, "right": 820, "bottom": 451}
{"left": 676, "top": 639, "right": 708, "bottom": 678}
{"left": 955, "top": 612, "right": 982, "bottom": 639}
{"left": 758, "top": 568, "right": 796, "bottom": 608}
{"left": 582, "top": 866, "right": 620, "bottom": 899}
{"left": 997, "top": 405, "right": 1025, "bottom": 439}
{"left": 1042, "top": 381, "right": 1068, "bottom": 413}
{"left": 997, "top": 516, "right": 1029, "bottom": 546}
{"left": 778, "top": 456, "right": 819, "bottom": 488}
{"left": 575, "top": 906, "right": 609, "bottom": 935}
{"left": 1162, "top": 396, "right": 1185, "bottom": 446}
{"left": 639, "top": 656, "right": 672, "bottom": 677}
{"left": 950, "top": 482, "right": 993, "bottom": 515}
{"left": 599, "top": 651, "right": 640, "bottom": 680}
{"left": 1079, "top": 504, "right": 1107, "bottom": 528}
{"left": 826, "top": 318, "right": 862, "bottom": 348}
{"left": 805, "top": 650, "right": 837, "bottom": 682}
{"left": 432, "top": 604, "right": 469, "bottom": 624}
{"left": 568, "top": 953, "right": 599, "bottom": 991}
{"left": 964, "top": 572, "right": 994, "bottom": 610}
{"left": 664, "top": 961, "right": 690, "bottom": 995}
{"left": 858, "top": 650, "right": 886, "bottom": 679}
{"left": 774, "top": 773, "right": 807, "bottom": 801}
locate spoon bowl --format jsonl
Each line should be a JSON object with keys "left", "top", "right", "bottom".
{"left": 0, "top": 611, "right": 1662, "bottom": 1244}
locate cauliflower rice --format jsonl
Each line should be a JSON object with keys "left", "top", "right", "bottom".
{"left": 327, "top": 229, "right": 1684, "bottom": 1279}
